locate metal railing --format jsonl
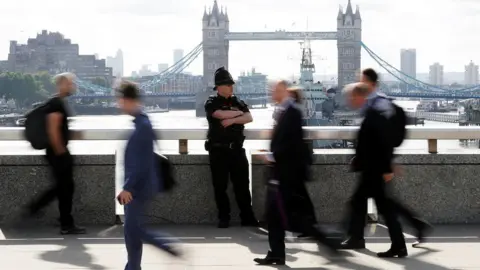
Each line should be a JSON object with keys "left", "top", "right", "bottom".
{"left": 1, "top": 126, "right": 480, "bottom": 154}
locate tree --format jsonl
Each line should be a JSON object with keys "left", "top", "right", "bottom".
{"left": 0, "top": 72, "right": 47, "bottom": 108}
{"left": 34, "top": 72, "right": 55, "bottom": 94}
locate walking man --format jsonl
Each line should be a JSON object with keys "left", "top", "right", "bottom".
{"left": 27, "top": 72, "right": 85, "bottom": 235}
{"left": 342, "top": 82, "right": 407, "bottom": 257}
{"left": 116, "top": 81, "right": 181, "bottom": 270}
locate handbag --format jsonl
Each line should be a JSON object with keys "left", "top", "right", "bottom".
{"left": 153, "top": 136, "right": 177, "bottom": 192}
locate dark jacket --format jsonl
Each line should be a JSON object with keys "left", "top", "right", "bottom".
{"left": 270, "top": 105, "right": 316, "bottom": 231}
{"left": 204, "top": 95, "right": 249, "bottom": 143}
{"left": 353, "top": 106, "right": 394, "bottom": 175}
{"left": 123, "top": 112, "right": 159, "bottom": 199}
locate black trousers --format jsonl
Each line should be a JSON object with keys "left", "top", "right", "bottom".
{"left": 347, "top": 173, "right": 406, "bottom": 249}
{"left": 29, "top": 151, "right": 74, "bottom": 227}
{"left": 266, "top": 185, "right": 336, "bottom": 258}
{"left": 208, "top": 147, "right": 256, "bottom": 222}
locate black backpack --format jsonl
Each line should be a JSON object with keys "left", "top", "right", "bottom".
{"left": 24, "top": 101, "right": 50, "bottom": 150}
{"left": 373, "top": 96, "right": 407, "bottom": 147}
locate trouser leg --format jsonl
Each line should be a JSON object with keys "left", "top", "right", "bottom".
{"left": 346, "top": 181, "right": 369, "bottom": 240}
{"left": 372, "top": 177, "right": 406, "bottom": 249}
{"left": 53, "top": 153, "right": 75, "bottom": 227}
{"left": 266, "top": 187, "right": 286, "bottom": 258}
{"left": 208, "top": 149, "right": 230, "bottom": 221}
{"left": 229, "top": 148, "right": 256, "bottom": 221}
{"left": 124, "top": 200, "right": 144, "bottom": 270}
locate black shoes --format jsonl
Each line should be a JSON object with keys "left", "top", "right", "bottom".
{"left": 60, "top": 225, "right": 86, "bottom": 235}
{"left": 377, "top": 247, "right": 408, "bottom": 258}
{"left": 339, "top": 238, "right": 366, "bottom": 249}
{"left": 412, "top": 218, "right": 433, "bottom": 247}
{"left": 254, "top": 252, "right": 286, "bottom": 265}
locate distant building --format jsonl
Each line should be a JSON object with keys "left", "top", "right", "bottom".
{"left": 0, "top": 60, "right": 7, "bottom": 72}
{"left": 173, "top": 49, "right": 184, "bottom": 65}
{"left": 158, "top": 63, "right": 168, "bottom": 73}
{"left": 106, "top": 49, "right": 124, "bottom": 78}
{"left": 465, "top": 61, "right": 479, "bottom": 86}
{"left": 138, "top": 64, "right": 156, "bottom": 77}
{"left": 6, "top": 30, "right": 112, "bottom": 82}
{"left": 235, "top": 68, "right": 267, "bottom": 93}
{"left": 429, "top": 63, "right": 444, "bottom": 86}
{"left": 400, "top": 49, "right": 417, "bottom": 79}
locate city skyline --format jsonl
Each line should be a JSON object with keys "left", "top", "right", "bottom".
{"left": 0, "top": 0, "right": 478, "bottom": 78}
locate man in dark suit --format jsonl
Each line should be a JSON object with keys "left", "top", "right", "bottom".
{"left": 116, "top": 82, "right": 181, "bottom": 270}
{"left": 254, "top": 81, "right": 339, "bottom": 266}
{"left": 342, "top": 82, "right": 407, "bottom": 258}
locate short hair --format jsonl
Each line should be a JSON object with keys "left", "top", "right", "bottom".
{"left": 116, "top": 81, "right": 141, "bottom": 100}
{"left": 362, "top": 68, "right": 379, "bottom": 85}
{"left": 351, "top": 83, "right": 370, "bottom": 97}
{"left": 53, "top": 72, "right": 76, "bottom": 85}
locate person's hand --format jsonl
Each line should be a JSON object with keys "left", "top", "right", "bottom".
{"left": 221, "top": 118, "right": 236, "bottom": 127}
{"left": 383, "top": 173, "right": 394, "bottom": 182}
{"left": 117, "top": 190, "right": 133, "bottom": 205}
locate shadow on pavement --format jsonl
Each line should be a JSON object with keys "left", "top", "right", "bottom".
{"left": 39, "top": 241, "right": 106, "bottom": 270}
{"left": 0, "top": 224, "right": 478, "bottom": 269}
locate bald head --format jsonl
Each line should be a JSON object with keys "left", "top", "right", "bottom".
{"left": 346, "top": 82, "right": 370, "bottom": 109}
{"left": 54, "top": 72, "right": 76, "bottom": 96}
{"left": 271, "top": 80, "right": 289, "bottom": 103}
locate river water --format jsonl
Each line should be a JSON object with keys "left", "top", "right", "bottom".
{"left": 0, "top": 100, "right": 472, "bottom": 155}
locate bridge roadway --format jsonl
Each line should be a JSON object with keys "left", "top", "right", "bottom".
{"left": 0, "top": 127, "right": 479, "bottom": 268}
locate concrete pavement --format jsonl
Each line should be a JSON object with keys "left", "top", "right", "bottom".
{"left": 0, "top": 224, "right": 478, "bottom": 269}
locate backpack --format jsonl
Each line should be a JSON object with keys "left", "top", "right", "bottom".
{"left": 373, "top": 96, "right": 407, "bottom": 147}
{"left": 23, "top": 101, "right": 50, "bottom": 150}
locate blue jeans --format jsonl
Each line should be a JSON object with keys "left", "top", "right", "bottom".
{"left": 124, "top": 198, "right": 175, "bottom": 270}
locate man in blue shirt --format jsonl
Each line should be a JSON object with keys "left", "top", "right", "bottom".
{"left": 116, "top": 81, "right": 182, "bottom": 270}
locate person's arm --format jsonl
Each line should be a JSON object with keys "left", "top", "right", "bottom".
{"left": 374, "top": 113, "right": 394, "bottom": 174}
{"left": 231, "top": 99, "right": 253, "bottom": 124}
{"left": 123, "top": 123, "right": 153, "bottom": 194}
{"left": 204, "top": 98, "right": 243, "bottom": 119}
{"left": 46, "top": 101, "right": 66, "bottom": 155}
{"left": 213, "top": 110, "right": 244, "bottom": 119}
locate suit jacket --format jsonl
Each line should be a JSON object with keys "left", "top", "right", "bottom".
{"left": 270, "top": 105, "right": 316, "bottom": 231}
{"left": 123, "top": 112, "right": 159, "bottom": 199}
{"left": 354, "top": 106, "right": 394, "bottom": 176}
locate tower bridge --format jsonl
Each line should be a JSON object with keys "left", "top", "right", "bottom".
{"left": 72, "top": 0, "right": 480, "bottom": 111}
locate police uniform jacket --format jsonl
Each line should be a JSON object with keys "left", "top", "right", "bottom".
{"left": 204, "top": 95, "right": 249, "bottom": 143}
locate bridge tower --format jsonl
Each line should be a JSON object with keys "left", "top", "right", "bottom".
{"left": 196, "top": 0, "right": 230, "bottom": 117}
{"left": 337, "top": 0, "right": 362, "bottom": 88}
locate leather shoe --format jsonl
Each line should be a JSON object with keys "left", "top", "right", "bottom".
{"left": 377, "top": 248, "right": 408, "bottom": 258}
{"left": 253, "top": 252, "right": 285, "bottom": 265}
{"left": 339, "top": 238, "right": 365, "bottom": 249}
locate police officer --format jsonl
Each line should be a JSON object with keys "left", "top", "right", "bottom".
{"left": 204, "top": 67, "right": 259, "bottom": 228}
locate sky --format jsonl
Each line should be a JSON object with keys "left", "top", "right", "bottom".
{"left": 0, "top": 0, "right": 478, "bottom": 79}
